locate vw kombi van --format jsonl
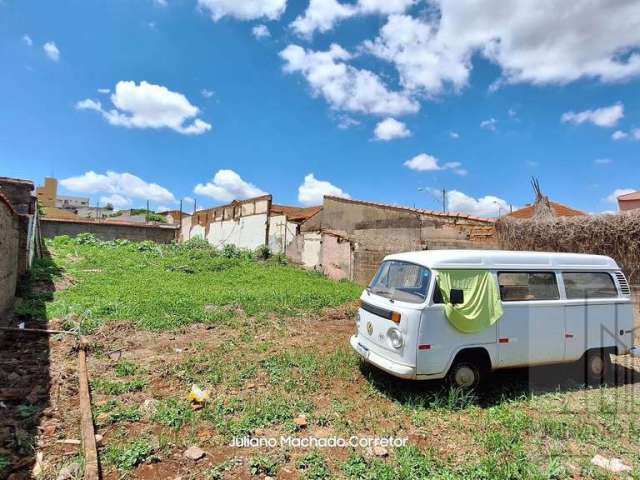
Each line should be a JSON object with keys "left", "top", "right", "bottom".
{"left": 350, "top": 250, "right": 636, "bottom": 388}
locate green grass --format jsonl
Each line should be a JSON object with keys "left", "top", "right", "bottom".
{"left": 91, "top": 378, "right": 147, "bottom": 395}
{"left": 103, "top": 438, "right": 156, "bottom": 471}
{"left": 38, "top": 235, "right": 361, "bottom": 331}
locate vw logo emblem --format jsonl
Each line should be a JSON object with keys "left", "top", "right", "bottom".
{"left": 366, "top": 321, "right": 373, "bottom": 336}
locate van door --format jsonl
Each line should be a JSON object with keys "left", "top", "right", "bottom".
{"left": 562, "top": 272, "right": 621, "bottom": 361}
{"left": 496, "top": 272, "right": 564, "bottom": 367}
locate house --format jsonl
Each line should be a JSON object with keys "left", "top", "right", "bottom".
{"left": 157, "top": 210, "right": 191, "bottom": 225}
{"left": 507, "top": 201, "right": 585, "bottom": 219}
{"left": 617, "top": 191, "right": 640, "bottom": 212}
{"left": 179, "top": 195, "right": 320, "bottom": 254}
{"left": 287, "top": 196, "right": 497, "bottom": 284}
{"left": 36, "top": 177, "right": 89, "bottom": 211}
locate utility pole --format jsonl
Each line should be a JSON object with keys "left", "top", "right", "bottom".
{"left": 442, "top": 188, "right": 446, "bottom": 213}
{"left": 146, "top": 200, "right": 150, "bottom": 224}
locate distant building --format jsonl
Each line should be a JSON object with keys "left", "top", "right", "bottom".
{"left": 157, "top": 210, "right": 191, "bottom": 225}
{"left": 617, "top": 191, "right": 640, "bottom": 211}
{"left": 36, "top": 177, "right": 89, "bottom": 215}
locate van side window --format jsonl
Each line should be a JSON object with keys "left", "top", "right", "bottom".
{"left": 563, "top": 272, "right": 618, "bottom": 299}
{"left": 498, "top": 272, "right": 559, "bottom": 301}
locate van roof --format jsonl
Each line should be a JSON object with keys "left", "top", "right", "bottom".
{"left": 384, "top": 250, "right": 620, "bottom": 271}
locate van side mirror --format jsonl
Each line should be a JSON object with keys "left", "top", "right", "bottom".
{"left": 450, "top": 289, "right": 464, "bottom": 305}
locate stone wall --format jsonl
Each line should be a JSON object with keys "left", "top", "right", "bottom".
{"left": 0, "top": 194, "right": 20, "bottom": 319}
{"left": 0, "top": 177, "right": 35, "bottom": 215}
{"left": 41, "top": 218, "right": 178, "bottom": 243}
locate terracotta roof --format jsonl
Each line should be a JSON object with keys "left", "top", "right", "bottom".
{"left": 270, "top": 204, "right": 322, "bottom": 222}
{"left": 507, "top": 201, "right": 586, "bottom": 219}
{"left": 618, "top": 191, "right": 640, "bottom": 201}
{"left": 0, "top": 176, "right": 35, "bottom": 188}
{"left": 323, "top": 196, "right": 495, "bottom": 223}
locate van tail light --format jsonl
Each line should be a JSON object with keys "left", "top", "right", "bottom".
{"left": 391, "top": 311, "right": 401, "bottom": 323}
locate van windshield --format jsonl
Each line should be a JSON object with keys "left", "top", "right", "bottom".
{"left": 369, "top": 260, "right": 430, "bottom": 304}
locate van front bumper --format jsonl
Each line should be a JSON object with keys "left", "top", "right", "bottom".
{"left": 350, "top": 335, "right": 416, "bottom": 379}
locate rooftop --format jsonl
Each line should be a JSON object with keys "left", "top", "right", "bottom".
{"left": 324, "top": 195, "right": 495, "bottom": 223}
{"left": 270, "top": 204, "right": 322, "bottom": 222}
{"left": 385, "top": 249, "right": 619, "bottom": 271}
{"left": 618, "top": 191, "right": 640, "bottom": 201}
{"left": 507, "top": 201, "right": 585, "bottom": 219}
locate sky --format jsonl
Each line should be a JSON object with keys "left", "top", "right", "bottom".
{"left": 1, "top": 0, "right": 639, "bottom": 217}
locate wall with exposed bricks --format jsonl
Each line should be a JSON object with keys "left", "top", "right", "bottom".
{"left": 0, "top": 195, "right": 19, "bottom": 319}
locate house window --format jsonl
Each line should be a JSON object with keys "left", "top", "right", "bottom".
{"left": 563, "top": 272, "right": 618, "bottom": 299}
{"left": 498, "top": 272, "right": 559, "bottom": 301}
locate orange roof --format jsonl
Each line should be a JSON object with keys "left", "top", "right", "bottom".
{"left": 508, "top": 201, "right": 586, "bottom": 219}
{"left": 618, "top": 191, "right": 640, "bottom": 201}
{"left": 270, "top": 204, "right": 322, "bottom": 222}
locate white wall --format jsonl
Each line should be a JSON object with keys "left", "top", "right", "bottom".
{"left": 206, "top": 213, "right": 267, "bottom": 250}
{"left": 301, "top": 232, "right": 322, "bottom": 269}
{"left": 190, "top": 224, "right": 205, "bottom": 239}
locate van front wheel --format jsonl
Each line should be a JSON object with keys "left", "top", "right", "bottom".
{"left": 447, "top": 361, "right": 482, "bottom": 389}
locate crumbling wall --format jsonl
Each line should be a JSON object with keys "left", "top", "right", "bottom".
{"left": 496, "top": 213, "right": 640, "bottom": 283}
{"left": 0, "top": 195, "right": 19, "bottom": 318}
{"left": 322, "top": 234, "right": 352, "bottom": 281}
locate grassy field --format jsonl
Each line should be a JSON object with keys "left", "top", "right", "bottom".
{"left": 12, "top": 235, "right": 640, "bottom": 479}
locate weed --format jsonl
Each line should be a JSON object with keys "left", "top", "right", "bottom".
{"left": 298, "top": 451, "right": 331, "bottom": 480}
{"left": 103, "top": 438, "right": 156, "bottom": 470}
{"left": 16, "top": 404, "right": 38, "bottom": 418}
{"left": 113, "top": 360, "right": 138, "bottom": 377}
{"left": 206, "top": 459, "right": 239, "bottom": 479}
{"left": 91, "top": 378, "right": 147, "bottom": 395}
{"left": 95, "top": 401, "right": 141, "bottom": 426}
{"left": 249, "top": 454, "right": 284, "bottom": 476}
{"left": 152, "top": 399, "right": 194, "bottom": 430}
{"left": 0, "top": 455, "right": 9, "bottom": 473}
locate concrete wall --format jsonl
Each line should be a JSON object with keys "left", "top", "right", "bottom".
{"left": 0, "top": 177, "right": 35, "bottom": 215}
{"left": 41, "top": 218, "right": 178, "bottom": 243}
{"left": 268, "top": 214, "right": 298, "bottom": 254}
{"left": 0, "top": 196, "right": 19, "bottom": 319}
{"left": 322, "top": 233, "right": 352, "bottom": 281}
{"left": 620, "top": 199, "right": 640, "bottom": 211}
{"left": 301, "top": 232, "right": 322, "bottom": 269}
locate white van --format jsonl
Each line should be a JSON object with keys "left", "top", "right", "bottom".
{"left": 350, "top": 250, "right": 637, "bottom": 388}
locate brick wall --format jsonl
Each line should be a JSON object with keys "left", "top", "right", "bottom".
{"left": 41, "top": 218, "right": 178, "bottom": 243}
{"left": 0, "top": 177, "right": 35, "bottom": 215}
{"left": 0, "top": 196, "right": 20, "bottom": 319}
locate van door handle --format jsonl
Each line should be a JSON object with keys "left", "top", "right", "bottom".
{"left": 565, "top": 333, "right": 574, "bottom": 339}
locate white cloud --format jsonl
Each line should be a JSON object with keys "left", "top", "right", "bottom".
{"left": 280, "top": 43, "right": 419, "bottom": 117}
{"left": 291, "top": 0, "right": 356, "bottom": 37}
{"left": 298, "top": 173, "right": 350, "bottom": 206}
{"left": 612, "top": 130, "right": 628, "bottom": 141}
{"left": 363, "top": 1, "right": 640, "bottom": 97}
{"left": 60, "top": 171, "right": 176, "bottom": 206}
{"left": 75, "top": 81, "right": 211, "bottom": 135}
{"left": 445, "top": 190, "right": 511, "bottom": 217}
{"left": 403, "top": 153, "right": 467, "bottom": 176}
{"left": 201, "top": 88, "right": 215, "bottom": 98}
{"left": 561, "top": 103, "right": 624, "bottom": 128}
{"left": 183, "top": 196, "right": 195, "bottom": 204}
{"left": 100, "top": 194, "right": 132, "bottom": 209}
{"left": 194, "top": 169, "right": 266, "bottom": 203}
{"left": 480, "top": 118, "right": 497, "bottom": 131}
{"left": 153, "top": 0, "right": 168, "bottom": 6}
{"left": 97, "top": 88, "right": 110, "bottom": 94}
{"left": 594, "top": 158, "right": 613, "bottom": 165}
{"left": 605, "top": 188, "right": 636, "bottom": 204}
{"left": 22, "top": 34, "right": 32, "bottom": 46}
{"left": 291, "top": 0, "right": 413, "bottom": 37}
{"left": 611, "top": 128, "right": 640, "bottom": 141}
{"left": 508, "top": 108, "right": 517, "bottom": 118}
{"left": 336, "top": 115, "right": 360, "bottom": 129}
{"left": 449, "top": 131, "right": 460, "bottom": 139}
{"left": 373, "top": 117, "right": 410, "bottom": 141}
{"left": 252, "top": 24, "right": 271, "bottom": 39}
{"left": 43, "top": 41, "right": 60, "bottom": 62}
{"left": 198, "top": 0, "right": 286, "bottom": 21}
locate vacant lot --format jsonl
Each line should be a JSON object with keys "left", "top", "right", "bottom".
{"left": 3, "top": 235, "right": 640, "bottom": 479}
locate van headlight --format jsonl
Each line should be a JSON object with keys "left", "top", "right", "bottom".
{"left": 387, "top": 328, "right": 403, "bottom": 349}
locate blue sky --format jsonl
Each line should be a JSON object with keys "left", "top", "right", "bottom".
{"left": 1, "top": 0, "right": 639, "bottom": 216}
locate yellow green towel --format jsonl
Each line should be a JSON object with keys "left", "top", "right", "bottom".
{"left": 437, "top": 270, "right": 503, "bottom": 333}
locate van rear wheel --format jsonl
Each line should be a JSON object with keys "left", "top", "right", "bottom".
{"left": 447, "top": 361, "right": 482, "bottom": 390}
{"left": 584, "top": 349, "right": 611, "bottom": 385}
